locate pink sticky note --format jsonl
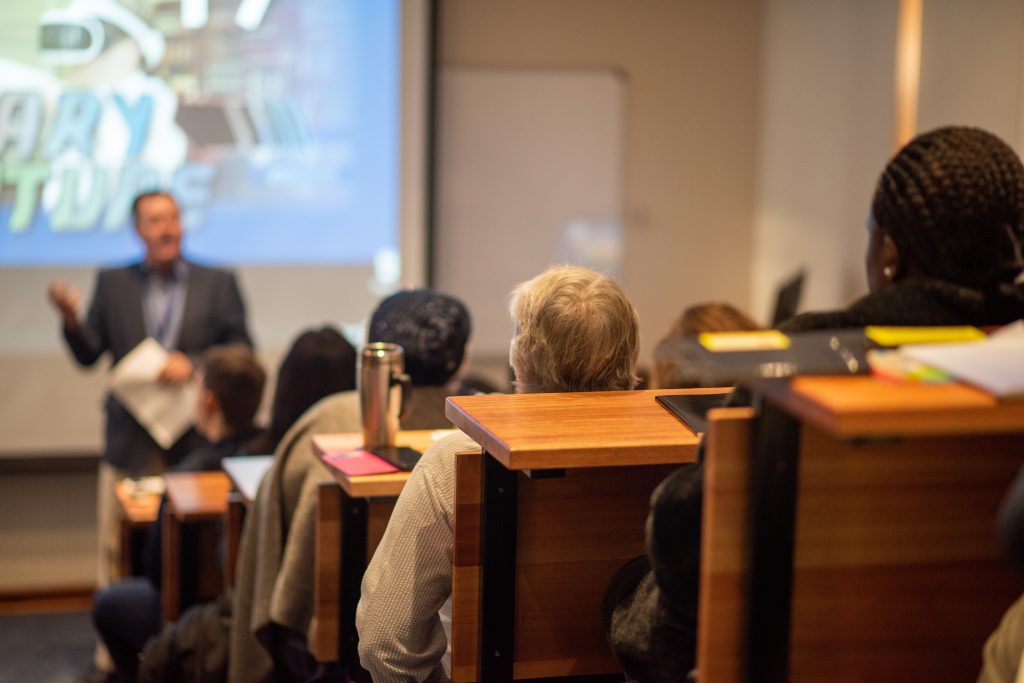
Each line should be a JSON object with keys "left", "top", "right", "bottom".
{"left": 323, "top": 449, "right": 400, "bottom": 476}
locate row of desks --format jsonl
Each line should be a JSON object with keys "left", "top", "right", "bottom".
{"left": 117, "top": 379, "right": 1024, "bottom": 682}
{"left": 116, "top": 456, "right": 273, "bottom": 620}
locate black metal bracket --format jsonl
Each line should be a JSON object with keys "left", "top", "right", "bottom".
{"left": 339, "top": 491, "right": 369, "bottom": 681}
{"left": 741, "top": 393, "right": 802, "bottom": 683}
{"left": 480, "top": 449, "right": 519, "bottom": 682}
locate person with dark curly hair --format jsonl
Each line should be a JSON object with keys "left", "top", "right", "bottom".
{"left": 784, "top": 125, "right": 1024, "bottom": 330}
{"left": 605, "top": 126, "right": 1024, "bottom": 683}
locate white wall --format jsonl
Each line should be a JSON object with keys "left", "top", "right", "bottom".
{"left": 439, "top": 0, "right": 762, "bottom": 365}
{"left": 749, "top": 0, "right": 897, "bottom": 322}
{"left": 917, "top": 0, "right": 1024, "bottom": 152}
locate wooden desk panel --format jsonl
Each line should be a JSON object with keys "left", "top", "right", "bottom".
{"left": 311, "top": 429, "right": 441, "bottom": 666}
{"left": 452, "top": 449, "right": 677, "bottom": 681}
{"left": 760, "top": 376, "right": 1024, "bottom": 438}
{"left": 161, "top": 471, "right": 231, "bottom": 622}
{"left": 311, "top": 481, "right": 399, "bottom": 664}
{"left": 116, "top": 480, "right": 161, "bottom": 525}
{"left": 164, "top": 471, "right": 231, "bottom": 521}
{"left": 115, "top": 480, "right": 161, "bottom": 578}
{"left": 446, "top": 389, "right": 710, "bottom": 470}
{"left": 698, "top": 396, "right": 1024, "bottom": 683}
{"left": 697, "top": 408, "right": 754, "bottom": 683}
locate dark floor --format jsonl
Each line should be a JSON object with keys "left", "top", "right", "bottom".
{"left": 0, "top": 611, "right": 95, "bottom": 683}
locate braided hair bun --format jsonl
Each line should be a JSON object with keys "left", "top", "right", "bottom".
{"left": 871, "top": 126, "right": 1024, "bottom": 289}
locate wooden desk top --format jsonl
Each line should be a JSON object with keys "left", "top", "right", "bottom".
{"left": 314, "top": 429, "right": 448, "bottom": 497}
{"left": 754, "top": 375, "right": 1024, "bottom": 438}
{"left": 445, "top": 388, "right": 711, "bottom": 470}
{"left": 164, "top": 471, "right": 231, "bottom": 522}
{"left": 222, "top": 455, "right": 273, "bottom": 504}
{"left": 115, "top": 479, "right": 161, "bottom": 525}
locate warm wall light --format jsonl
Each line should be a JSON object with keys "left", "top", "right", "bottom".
{"left": 893, "top": 0, "right": 923, "bottom": 150}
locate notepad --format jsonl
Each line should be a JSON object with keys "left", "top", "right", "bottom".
{"left": 323, "top": 450, "right": 400, "bottom": 476}
{"left": 901, "top": 322, "right": 1024, "bottom": 400}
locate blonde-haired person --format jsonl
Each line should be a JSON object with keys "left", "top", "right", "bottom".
{"left": 356, "top": 265, "right": 640, "bottom": 682}
{"left": 652, "top": 302, "right": 761, "bottom": 389}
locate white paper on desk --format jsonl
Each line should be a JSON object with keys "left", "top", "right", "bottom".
{"left": 902, "top": 320, "right": 1024, "bottom": 399}
{"left": 109, "top": 338, "right": 197, "bottom": 448}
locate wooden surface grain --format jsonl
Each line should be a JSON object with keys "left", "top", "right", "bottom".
{"left": 115, "top": 480, "right": 160, "bottom": 525}
{"left": 164, "top": 471, "right": 230, "bottom": 522}
{"left": 697, "top": 407, "right": 755, "bottom": 683}
{"left": 312, "top": 481, "right": 342, "bottom": 663}
{"left": 451, "top": 448, "right": 677, "bottom": 681}
{"left": 758, "top": 376, "right": 1024, "bottom": 438}
{"left": 445, "top": 388, "right": 715, "bottom": 470}
{"left": 698, "top": 405, "right": 1024, "bottom": 682}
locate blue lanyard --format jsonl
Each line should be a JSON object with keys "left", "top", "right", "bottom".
{"left": 153, "top": 289, "right": 180, "bottom": 348}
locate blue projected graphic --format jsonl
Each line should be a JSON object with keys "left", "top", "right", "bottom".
{"left": 0, "top": 0, "right": 400, "bottom": 266}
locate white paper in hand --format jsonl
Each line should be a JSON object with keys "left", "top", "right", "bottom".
{"left": 109, "top": 338, "right": 197, "bottom": 448}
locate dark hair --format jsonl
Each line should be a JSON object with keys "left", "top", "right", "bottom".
{"left": 131, "top": 190, "right": 174, "bottom": 225}
{"left": 653, "top": 302, "right": 761, "bottom": 388}
{"left": 200, "top": 345, "right": 266, "bottom": 433}
{"left": 249, "top": 327, "right": 357, "bottom": 454}
{"left": 368, "top": 289, "right": 471, "bottom": 386}
{"left": 871, "top": 126, "right": 1024, "bottom": 289}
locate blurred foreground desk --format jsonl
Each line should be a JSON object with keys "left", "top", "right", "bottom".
{"left": 312, "top": 430, "right": 449, "bottom": 668}
{"left": 115, "top": 478, "right": 160, "bottom": 577}
{"left": 161, "top": 471, "right": 231, "bottom": 621}
{"left": 699, "top": 376, "right": 1024, "bottom": 683}
{"left": 445, "top": 388, "right": 710, "bottom": 682}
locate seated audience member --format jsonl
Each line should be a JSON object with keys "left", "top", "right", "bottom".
{"left": 247, "top": 327, "right": 358, "bottom": 456}
{"left": 93, "top": 345, "right": 266, "bottom": 683}
{"left": 652, "top": 302, "right": 761, "bottom": 388}
{"left": 229, "top": 290, "right": 471, "bottom": 683}
{"left": 356, "top": 265, "right": 640, "bottom": 682}
{"left": 977, "top": 468, "right": 1024, "bottom": 683}
{"left": 605, "top": 125, "right": 1024, "bottom": 683}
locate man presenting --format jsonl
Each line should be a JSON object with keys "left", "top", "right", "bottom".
{"left": 47, "top": 189, "right": 253, "bottom": 587}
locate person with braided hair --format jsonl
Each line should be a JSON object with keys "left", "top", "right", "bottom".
{"left": 785, "top": 125, "right": 1024, "bottom": 331}
{"left": 604, "top": 126, "right": 1024, "bottom": 683}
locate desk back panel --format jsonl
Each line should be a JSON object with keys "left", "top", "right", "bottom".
{"left": 699, "top": 410, "right": 1024, "bottom": 682}
{"left": 452, "top": 451, "right": 676, "bottom": 681}
{"left": 312, "top": 480, "right": 398, "bottom": 664}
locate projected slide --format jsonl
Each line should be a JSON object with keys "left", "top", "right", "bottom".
{"left": 0, "top": 0, "right": 400, "bottom": 266}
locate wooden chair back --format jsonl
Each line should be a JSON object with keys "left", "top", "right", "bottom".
{"left": 451, "top": 450, "right": 677, "bottom": 681}
{"left": 699, "top": 407, "right": 1024, "bottom": 682}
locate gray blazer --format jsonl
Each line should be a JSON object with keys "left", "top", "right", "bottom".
{"left": 63, "top": 260, "right": 253, "bottom": 472}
